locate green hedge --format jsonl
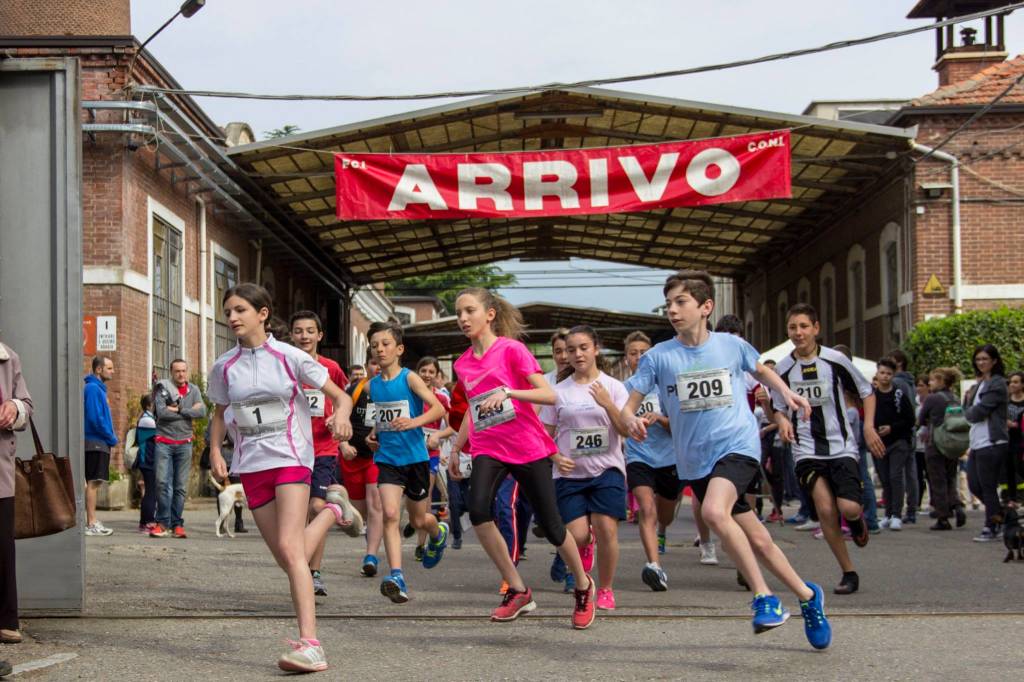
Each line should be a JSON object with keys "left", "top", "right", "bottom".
{"left": 903, "top": 306, "right": 1024, "bottom": 377}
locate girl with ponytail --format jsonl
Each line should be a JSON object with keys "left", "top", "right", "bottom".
{"left": 449, "top": 289, "right": 598, "bottom": 630}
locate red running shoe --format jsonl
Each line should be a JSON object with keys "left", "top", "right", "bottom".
{"left": 491, "top": 587, "right": 536, "bottom": 622}
{"left": 572, "top": 574, "right": 597, "bottom": 630}
{"left": 173, "top": 525, "right": 188, "bottom": 539}
{"left": 579, "top": 528, "right": 595, "bottom": 573}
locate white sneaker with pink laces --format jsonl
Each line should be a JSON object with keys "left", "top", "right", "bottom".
{"left": 278, "top": 639, "right": 328, "bottom": 673}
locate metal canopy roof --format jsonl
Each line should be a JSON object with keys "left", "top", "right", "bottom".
{"left": 227, "top": 87, "right": 916, "bottom": 284}
{"left": 400, "top": 301, "right": 674, "bottom": 360}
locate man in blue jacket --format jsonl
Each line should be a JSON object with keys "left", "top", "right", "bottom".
{"left": 84, "top": 356, "right": 118, "bottom": 536}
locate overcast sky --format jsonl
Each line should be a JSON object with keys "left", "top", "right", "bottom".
{"left": 131, "top": 1, "right": 1024, "bottom": 313}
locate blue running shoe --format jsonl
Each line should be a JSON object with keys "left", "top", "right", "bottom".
{"left": 422, "top": 522, "right": 449, "bottom": 569}
{"left": 657, "top": 533, "right": 666, "bottom": 555}
{"left": 550, "top": 553, "right": 568, "bottom": 583}
{"left": 360, "top": 554, "right": 378, "bottom": 577}
{"left": 800, "top": 582, "right": 832, "bottom": 650}
{"left": 381, "top": 571, "right": 409, "bottom": 604}
{"left": 751, "top": 593, "right": 790, "bottom": 634}
{"left": 563, "top": 573, "right": 576, "bottom": 593}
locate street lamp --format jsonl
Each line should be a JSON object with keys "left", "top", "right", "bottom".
{"left": 127, "top": 0, "right": 206, "bottom": 83}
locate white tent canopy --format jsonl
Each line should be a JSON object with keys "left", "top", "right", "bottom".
{"left": 759, "top": 340, "right": 877, "bottom": 379}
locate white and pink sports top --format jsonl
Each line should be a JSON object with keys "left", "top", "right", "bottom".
{"left": 207, "top": 334, "right": 328, "bottom": 475}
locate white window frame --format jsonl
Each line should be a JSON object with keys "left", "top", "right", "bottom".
{"left": 147, "top": 197, "right": 187, "bottom": 380}
{"left": 847, "top": 244, "right": 866, "bottom": 356}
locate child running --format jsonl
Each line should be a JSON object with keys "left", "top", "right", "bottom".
{"left": 621, "top": 331, "right": 684, "bottom": 591}
{"left": 540, "top": 325, "right": 630, "bottom": 610}
{"left": 207, "top": 283, "right": 356, "bottom": 673}
{"left": 366, "top": 321, "right": 449, "bottom": 603}
{"left": 413, "top": 356, "right": 451, "bottom": 561}
{"left": 448, "top": 287, "right": 597, "bottom": 629}
{"left": 343, "top": 354, "right": 385, "bottom": 577}
{"left": 771, "top": 303, "right": 883, "bottom": 596}
{"left": 622, "top": 270, "right": 832, "bottom": 649}
{"left": 290, "top": 310, "right": 362, "bottom": 598}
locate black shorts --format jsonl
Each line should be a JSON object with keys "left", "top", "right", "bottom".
{"left": 377, "top": 461, "right": 431, "bottom": 502}
{"left": 84, "top": 450, "right": 110, "bottom": 483}
{"left": 687, "top": 454, "right": 760, "bottom": 516}
{"left": 626, "top": 462, "right": 684, "bottom": 500}
{"left": 795, "top": 457, "right": 863, "bottom": 505}
{"left": 310, "top": 455, "right": 338, "bottom": 500}
{"left": 745, "top": 466, "right": 763, "bottom": 495}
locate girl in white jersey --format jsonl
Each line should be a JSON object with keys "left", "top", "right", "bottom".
{"left": 540, "top": 326, "right": 630, "bottom": 610}
{"left": 208, "top": 284, "right": 355, "bottom": 674}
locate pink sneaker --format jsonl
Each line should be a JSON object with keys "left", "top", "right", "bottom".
{"left": 596, "top": 587, "right": 616, "bottom": 610}
{"left": 579, "top": 527, "right": 595, "bottom": 573}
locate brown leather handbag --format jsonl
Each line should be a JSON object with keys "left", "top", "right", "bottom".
{"left": 14, "top": 418, "right": 77, "bottom": 539}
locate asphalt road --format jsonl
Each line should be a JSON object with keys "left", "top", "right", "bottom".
{"left": 4, "top": 498, "right": 1021, "bottom": 680}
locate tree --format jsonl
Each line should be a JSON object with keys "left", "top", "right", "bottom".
{"left": 385, "top": 265, "right": 517, "bottom": 314}
{"left": 902, "top": 306, "right": 1024, "bottom": 377}
{"left": 264, "top": 125, "right": 301, "bottom": 139}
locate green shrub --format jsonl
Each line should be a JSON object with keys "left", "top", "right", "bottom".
{"left": 903, "top": 306, "right": 1024, "bottom": 377}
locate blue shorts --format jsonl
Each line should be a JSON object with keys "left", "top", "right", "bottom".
{"left": 429, "top": 455, "right": 440, "bottom": 475}
{"left": 555, "top": 468, "right": 627, "bottom": 523}
{"left": 310, "top": 455, "right": 338, "bottom": 500}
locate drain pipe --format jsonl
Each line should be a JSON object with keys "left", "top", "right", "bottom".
{"left": 913, "top": 144, "right": 962, "bottom": 314}
{"left": 197, "top": 198, "right": 209, "bottom": 377}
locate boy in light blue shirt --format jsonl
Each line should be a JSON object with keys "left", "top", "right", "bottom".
{"left": 621, "top": 269, "right": 833, "bottom": 650}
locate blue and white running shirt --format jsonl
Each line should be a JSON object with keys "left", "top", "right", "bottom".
{"left": 628, "top": 332, "right": 761, "bottom": 481}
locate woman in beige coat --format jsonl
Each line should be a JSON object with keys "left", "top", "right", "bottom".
{"left": 0, "top": 340, "right": 32, "bottom": 648}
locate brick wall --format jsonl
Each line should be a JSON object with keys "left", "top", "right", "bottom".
{"left": 0, "top": 0, "right": 130, "bottom": 36}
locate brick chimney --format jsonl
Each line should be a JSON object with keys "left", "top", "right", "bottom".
{"left": 0, "top": 0, "right": 131, "bottom": 36}
{"left": 907, "top": 0, "right": 1010, "bottom": 85}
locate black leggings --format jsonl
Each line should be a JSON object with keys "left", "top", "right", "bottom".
{"left": 0, "top": 496, "right": 17, "bottom": 630}
{"left": 468, "top": 455, "right": 567, "bottom": 547}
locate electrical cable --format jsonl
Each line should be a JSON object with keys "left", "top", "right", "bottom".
{"left": 129, "top": 4, "right": 1023, "bottom": 103}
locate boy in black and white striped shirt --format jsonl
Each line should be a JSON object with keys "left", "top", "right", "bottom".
{"left": 771, "top": 304, "right": 884, "bottom": 596}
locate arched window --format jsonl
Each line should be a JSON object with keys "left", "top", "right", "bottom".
{"left": 797, "top": 277, "right": 811, "bottom": 304}
{"left": 879, "top": 222, "right": 902, "bottom": 350}
{"left": 776, "top": 290, "right": 789, "bottom": 342}
{"left": 759, "top": 301, "right": 768, "bottom": 348}
{"left": 745, "top": 308, "right": 755, "bottom": 342}
{"left": 847, "top": 245, "right": 866, "bottom": 356}
{"left": 819, "top": 263, "right": 836, "bottom": 345}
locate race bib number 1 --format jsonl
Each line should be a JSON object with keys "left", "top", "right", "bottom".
{"left": 469, "top": 388, "right": 516, "bottom": 432}
{"left": 569, "top": 426, "right": 609, "bottom": 456}
{"left": 676, "top": 368, "right": 733, "bottom": 412}
{"left": 232, "top": 398, "right": 288, "bottom": 437}
{"left": 374, "top": 400, "right": 410, "bottom": 432}
{"left": 305, "top": 389, "right": 325, "bottom": 418}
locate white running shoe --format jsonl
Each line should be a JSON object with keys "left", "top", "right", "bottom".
{"left": 794, "top": 520, "right": 820, "bottom": 532}
{"left": 325, "top": 485, "right": 364, "bottom": 538}
{"left": 699, "top": 540, "right": 719, "bottom": 565}
{"left": 278, "top": 639, "right": 328, "bottom": 673}
{"left": 879, "top": 516, "right": 892, "bottom": 530}
{"left": 889, "top": 517, "right": 903, "bottom": 531}
{"left": 85, "top": 523, "right": 113, "bottom": 537}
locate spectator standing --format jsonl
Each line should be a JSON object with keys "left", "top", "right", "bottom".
{"left": 1004, "top": 371, "right": 1024, "bottom": 504}
{"left": 134, "top": 395, "right": 158, "bottom": 532}
{"left": 873, "top": 357, "right": 916, "bottom": 531}
{"left": 1, "top": 340, "right": 32, "bottom": 646}
{"left": 149, "top": 359, "right": 207, "bottom": 539}
{"left": 918, "top": 367, "right": 965, "bottom": 531}
{"left": 83, "top": 356, "right": 118, "bottom": 536}
{"left": 964, "top": 344, "right": 1009, "bottom": 542}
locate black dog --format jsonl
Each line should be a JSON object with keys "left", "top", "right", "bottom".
{"left": 1002, "top": 507, "right": 1024, "bottom": 563}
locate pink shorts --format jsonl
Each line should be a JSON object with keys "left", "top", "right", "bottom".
{"left": 239, "top": 465, "right": 312, "bottom": 510}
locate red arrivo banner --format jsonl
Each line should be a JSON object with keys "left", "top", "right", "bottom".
{"left": 334, "top": 130, "right": 790, "bottom": 221}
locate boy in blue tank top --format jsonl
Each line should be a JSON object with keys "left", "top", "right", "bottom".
{"left": 621, "top": 270, "right": 833, "bottom": 650}
{"left": 366, "top": 321, "right": 449, "bottom": 603}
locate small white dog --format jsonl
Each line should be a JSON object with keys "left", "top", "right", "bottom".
{"left": 209, "top": 473, "right": 248, "bottom": 538}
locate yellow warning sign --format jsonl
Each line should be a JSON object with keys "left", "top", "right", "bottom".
{"left": 923, "top": 274, "right": 945, "bottom": 295}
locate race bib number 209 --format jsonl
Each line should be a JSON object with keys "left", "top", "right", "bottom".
{"left": 676, "top": 368, "right": 733, "bottom": 412}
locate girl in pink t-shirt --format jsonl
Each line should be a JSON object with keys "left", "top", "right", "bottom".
{"left": 539, "top": 326, "right": 630, "bottom": 611}
{"left": 449, "top": 288, "right": 597, "bottom": 630}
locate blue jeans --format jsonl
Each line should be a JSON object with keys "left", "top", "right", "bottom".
{"left": 155, "top": 441, "right": 192, "bottom": 529}
{"left": 858, "top": 447, "right": 879, "bottom": 528}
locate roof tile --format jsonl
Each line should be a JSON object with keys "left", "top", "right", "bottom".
{"left": 910, "top": 54, "right": 1024, "bottom": 107}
